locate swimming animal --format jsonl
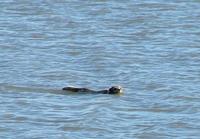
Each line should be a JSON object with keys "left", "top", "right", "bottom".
{"left": 62, "top": 86, "right": 123, "bottom": 95}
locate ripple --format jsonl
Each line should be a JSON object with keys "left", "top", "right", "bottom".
{"left": 1, "top": 0, "right": 200, "bottom": 138}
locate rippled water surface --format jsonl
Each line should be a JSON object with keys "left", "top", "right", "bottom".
{"left": 1, "top": 0, "right": 200, "bottom": 138}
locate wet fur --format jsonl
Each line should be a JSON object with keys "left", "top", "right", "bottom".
{"left": 62, "top": 86, "right": 122, "bottom": 94}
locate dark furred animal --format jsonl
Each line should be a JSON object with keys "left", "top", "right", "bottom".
{"left": 62, "top": 86, "right": 123, "bottom": 95}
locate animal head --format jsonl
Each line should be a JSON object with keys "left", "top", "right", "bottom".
{"left": 108, "top": 86, "right": 123, "bottom": 94}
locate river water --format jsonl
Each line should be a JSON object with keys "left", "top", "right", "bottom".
{"left": 1, "top": 0, "right": 200, "bottom": 138}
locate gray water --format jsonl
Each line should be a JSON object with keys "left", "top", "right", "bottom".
{"left": 1, "top": 0, "right": 200, "bottom": 138}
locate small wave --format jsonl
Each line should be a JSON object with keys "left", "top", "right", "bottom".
{"left": 0, "top": 83, "right": 64, "bottom": 95}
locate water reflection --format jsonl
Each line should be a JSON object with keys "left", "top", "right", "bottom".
{"left": 1, "top": 0, "right": 200, "bottom": 138}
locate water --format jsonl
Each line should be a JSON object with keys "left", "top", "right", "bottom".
{"left": 1, "top": 0, "right": 200, "bottom": 138}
